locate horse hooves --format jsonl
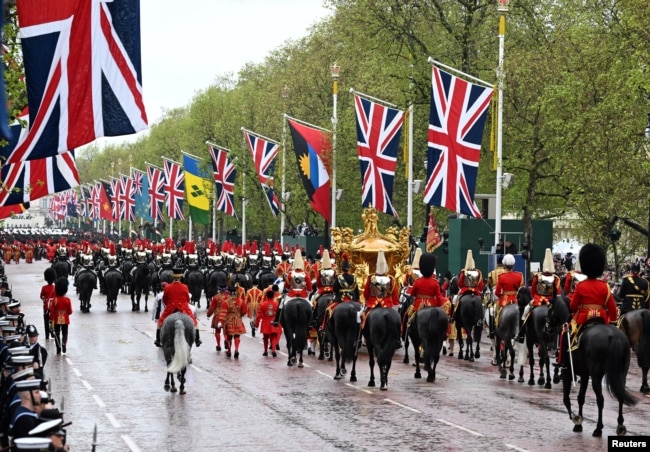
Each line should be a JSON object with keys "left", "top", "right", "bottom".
{"left": 426, "top": 375, "right": 435, "bottom": 383}
{"left": 350, "top": 375, "right": 357, "bottom": 382}
{"left": 414, "top": 372, "right": 421, "bottom": 379}
{"left": 164, "top": 384, "right": 170, "bottom": 392}
{"left": 641, "top": 385, "right": 650, "bottom": 394}
{"left": 544, "top": 382, "right": 552, "bottom": 389}
{"left": 442, "top": 346, "right": 447, "bottom": 356}
{"left": 380, "top": 385, "right": 388, "bottom": 391}
{"left": 572, "top": 415, "right": 583, "bottom": 425}
{"left": 591, "top": 428, "right": 602, "bottom": 437}
{"left": 180, "top": 389, "right": 186, "bottom": 395}
{"left": 518, "top": 376, "right": 524, "bottom": 383}
{"left": 317, "top": 356, "right": 324, "bottom": 360}
{"left": 475, "top": 351, "right": 480, "bottom": 359}
{"left": 298, "top": 362, "right": 304, "bottom": 368}
{"left": 469, "top": 357, "right": 474, "bottom": 362}
{"left": 368, "top": 381, "right": 375, "bottom": 387}
{"left": 457, "top": 353, "right": 463, "bottom": 360}
{"left": 616, "top": 425, "right": 627, "bottom": 436}
{"left": 334, "top": 374, "right": 342, "bottom": 380}
{"left": 508, "top": 374, "right": 515, "bottom": 381}
{"left": 403, "top": 357, "right": 409, "bottom": 364}
{"left": 145, "top": 307, "right": 149, "bottom": 313}
{"left": 341, "top": 368, "right": 347, "bottom": 375}
{"left": 537, "top": 377, "right": 545, "bottom": 386}
{"left": 170, "top": 386, "right": 177, "bottom": 393}
{"left": 553, "top": 376, "right": 561, "bottom": 384}
{"left": 573, "top": 424, "right": 582, "bottom": 432}
{"left": 528, "top": 379, "right": 535, "bottom": 386}
{"left": 500, "top": 371, "right": 507, "bottom": 379}
{"left": 327, "top": 356, "right": 333, "bottom": 362}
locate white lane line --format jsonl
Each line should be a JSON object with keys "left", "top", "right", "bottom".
{"left": 190, "top": 364, "right": 203, "bottom": 373}
{"left": 105, "top": 413, "right": 121, "bottom": 428}
{"left": 81, "top": 379, "right": 93, "bottom": 391}
{"left": 65, "top": 357, "right": 74, "bottom": 365}
{"left": 72, "top": 368, "right": 82, "bottom": 377}
{"left": 384, "top": 398, "right": 421, "bottom": 413}
{"left": 93, "top": 395, "right": 105, "bottom": 408}
{"left": 345, "top": 383, "right": 373, "bottom": 394}
{"left": 122, "top": 435, "right": 142, "bottom": 452}
{"left": 436, "top": 418, "right": 483, "bottom": 436}
{"left": 144, "top": 331, "right": 153, "bottom": 338}
{"left": 316, "top": 370, "right": 333, "bottom": 379}
{"left": 505, "top": 444, "right": 529, "bottom": 452}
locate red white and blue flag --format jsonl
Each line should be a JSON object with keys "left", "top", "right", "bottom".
{"left": 423, "top": 66, "right": 493, "bottom": 218}
{"left": 119, "top": 174, "right": 135, "bottom": 221}
{"left": 208, "top": 144, "right": 237, "bottom": 218}
{"left": 261, "top": 181, "right": 282, "bottom": 218}
{"left": 163, "top": 158, "right": 185, "bottom": 220}
{"left": 146, "top": 163, "right": 165, "bottom": 222}
{"left": 243, "top": 129, "right": 279, "bottom": 184}
{"left": 353, "top": 94, "right": 404, "bottom": 218}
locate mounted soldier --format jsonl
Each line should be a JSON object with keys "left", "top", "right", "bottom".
{"left": 618, "top": 262, "right": 649, "bottom": 316}
{"left": 453, "top": 250, "right": 484, "bottom": 321}
{"left": 563, "top": 255, "right": 587, "bottom": 303}
{"left": 361, "top": 249, "right": 400, "bottom": 348}
{"left": 310, "top": 249, "right": 336, "bottom": 327}
{"left": 493, "top": 254, "right": 524, "bottom": 340}
{"left": 272, "top": 249, "right": 312, "bottom": 326}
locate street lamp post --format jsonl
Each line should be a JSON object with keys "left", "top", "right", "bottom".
{"left": 494, "top": 0, "right": 509, "bottom": 248}
{"left": 331, "top": 63, "right": 340, "bottom": 232}
{"left": 281, "top": 85, "right": 290, "bottom": 247}
{"left": 645, "top": 112, "right": 650, "bottom": 259}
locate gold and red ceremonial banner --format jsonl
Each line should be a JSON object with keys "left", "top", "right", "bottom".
{"left": 426, "top": 208, "right": 442, "bottom": 252}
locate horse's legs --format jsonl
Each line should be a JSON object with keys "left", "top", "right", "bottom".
{"left": 527, "top": 344, "right": 535, "bottom": 385}
{"left": 473, "top": 326, "right": 481, "bottom": 359}
{"left": 413, "top": 339, "right": 422, "bottom": 379}
{"left": 367, "top": 344, "right": 376, "bottom": 387}
{"left": 641, "top": 367, "right": 650, "bottom": 394}
{"left": 380, "top": 360, "right": 391, "bottom": 390}
{"left": 333, "top": 339, "right": 342, "bottom": 379}
{"left": 591, "top": 376, "right": 604, "bottom": 437}
{"left": 508, "top": 343, "right": 516, "bottom": 380}
{"left": 465, "top": 331, "right": 474, "bottom": 361}
{"left": 350, "top": 354, "right": 358, "bottom": 383}
{"left": 456, "top": 324, "right": 465, "bottom": 360}
{"left": 297, "top": 349, "right": 304, "bottom": 368}
{"left": 403, "top": 327, "right": 410, "bottom": 364}
{"left": 144, "top": 292, "right": 148, "bottom": 313}
{"left": 178, "top": 368, "right": 187, "bottom": 395}
{"left": 164, "top": 372, "right": 171, "bottom": 391}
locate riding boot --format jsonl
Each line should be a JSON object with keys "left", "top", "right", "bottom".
{"left": 154, "top": 329, "right": 161, "bottom": 347}
{"left": 195, "top": 329, "right": 202, "bottom": 347}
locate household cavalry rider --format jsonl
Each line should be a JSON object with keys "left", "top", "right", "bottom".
{"left": 494, "top": 253, "right": 524, "bottom": 335}
{"left": 361, "top": 250, "right": 399, "bottom": 329}
{"left": 618, "top": 262, "right": 649, "bottom": 316}
{"left": 486, "top": 254, "right": 507, "bottom": 305}
{"left": 272, "top": 250, "right": 312, "bottom": 326}
{"left": 518, "top": 248, "right": 561, "bottom": 343}
{"left": 563, "top": 256, "right": 587, "bottom": 303}
{"left": 333, "top": 253, "right": 358, "bottom": 303}
{"left": 453, "top": 250, "right": 484, "bottom": 321}
{"left": 310, "top": 250, "right": 336, "bottom": 329}
{"left": 405, "top": 251, "right": 448, "bottom": 327}
{"left": 402, "top": 248, "right": 423, "bottom": 297}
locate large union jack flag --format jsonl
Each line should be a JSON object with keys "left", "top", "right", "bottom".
{"left": 423, "top": 66, "right": 493, "bottom": 218}
{"left": 147, "top": 163, "right": 165, "bottom": 221}
{"left": 243, "top": 129, "right": 279, "bottom": 183}
{"left": 163, "top": 158, "right": 184, "bottom": 220}
{"left": 353, "top": 94, "right": 404, "bottom": 218}
{"left": 208, "top": 144, "right": 237, "bottom": 218}
{"left": 119, "top": 174, "right": 135, "bottom": 221}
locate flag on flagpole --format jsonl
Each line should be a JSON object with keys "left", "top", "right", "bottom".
{"left": 423, "top": 65, "right": 494, "bottom": 218}
{"left": 286, "top": 117, "right": 331, "bottom": 223}
{"left": 146, "top": 163, "right": 165, "bottom": 221}
{"left": 426, "top": 208, "right": 442, "bottom": 252}
{"left": 182, "top": 152, "right": 211, "bottom": 225}
{"left": 261, "top": 181, "right": 282, "bottom": 217}
{"left": 163, "top": 158, "right": 185, "bottom": 220}
{"left": 132, "top": 168, "right": 151, "bottom": 222}
{"left": 119, "top": 174, "right": 136, "bottom": 221}
{"left": 243, "top": 129, "right": 279, "bottom": 183}
{"left": 100, "top": 180, "right": 115, "bottom": 221}
{"left": 208, "top": 144, "right": 238, "bottom": 219}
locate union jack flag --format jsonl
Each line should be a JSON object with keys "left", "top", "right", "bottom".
{"left": 261, "top": 181, "right": 282, "bottom": 217}
{"left": 423, "top": 66, "right": 494, "bottom": 218}
{"left": 110, "top": 177, "right": 120, "bottom": 221}
{"left": 90, "top": 183, "right": 101, "bottom": 219}
{"left": 208, "top": 144, "right": 237, "bottom": 218}
{"left": 80, "top": 184, "right": 92, "bottom": 219}
{"left": 163, "top": 158, "right": 185, "bottom": 220}
{"left": 353, "top": 94, "right": 404, "bottom": 218}
{"left": 243, "top": 129, "right": 279, "bottom": 183}
{"left": 119, "top": 175, "right": 135, "bottom": 221}
{"left": 147, "top": 164, "right": 165, "bottom": 221}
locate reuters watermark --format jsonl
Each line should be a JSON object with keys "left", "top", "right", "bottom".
{"left": 608, "top": 437, "right": 650, "bottom": 451}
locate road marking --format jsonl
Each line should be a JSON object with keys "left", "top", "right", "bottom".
{"left": 121, "top": 435, "right": 142, "bottom": 452}
{"left": 65, "top": 357, "right": 74, "bottom": 365}
{"left": 190, "top": 364, "right": 203, "bottom": 373}
{"left": 72, "top": 368, "right": 82, "bottom": 377}
{"left": 385, "top": 398, "right": 421, "bottom": 413}
{"left": 315, "top": 370, "right": 333, "bottom": 379}
{"left": 345, "top": 383, "right": 373, "bottom": 394}
{"left": 436, "top": 418, "right": 483, "bottom": 436}
{"left": 81, "top": 379, "right": 93, "bottom": 391}
{"left": 505, "top": 444, "right": 529, "bottom": 452}
{"left": 105, "top": 412, "right": 121, "bottom": 428}
{"left": 93, "top": 394, "right": 105, "bottom": 408}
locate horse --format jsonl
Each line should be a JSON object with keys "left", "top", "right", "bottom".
{"left": 76, "top": 269, "right": 97, "bottom": 313}
{"left": 397, "top": 287, "right": 415, "bottom": 364}
{"left": 619, "top": 308, "right": 650, "bottom": 393}
{"left": 205, "top": 267, "right": 228, "bottom": 305}
{"left": 547, "top": 297, "right": 637, "bottom": 437}
{"left": 312, "top": 292, "right": 335, "bottom": 360}
{"left": 363, "top": 307, "right": 401, "bottom": 390}
{"left": 516, "top": 288, "right": 559, "bottom": 388}
{"left": 455, "top": 293, "right": 484, "bottom": 362}
{"left": 161, "top": 312, "right": 194, "bottom": 394}
{"left": 494, "top": 303, "right": 519, "bottom": 380}
{"left": 51, "top": 258, "right": 71, "bottom": 280}
{"left": 131, "top": 262, "right": 152, "bottom": 312}
{"left": 120, "top": 258, "right": 135, "bottom": 294}
{"left": 184, "top": 267, "right": 205, "bottom": 309}
{"left": 103, "top": 268, "right": 123, "bottom": 313}
{"left": 328, "top": 301, "right": 362, "bottom": 381}
{"left": 408, "top": 307, "right": 449, "bottom": 382}
{"left": 280, "top": 297, "right": 312, "bottom": 368}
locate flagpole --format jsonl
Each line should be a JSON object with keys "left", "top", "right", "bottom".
{"left": 281, "top": 86, "right": 290, "bottom": 248}
{"left": 212, "top": 194, "right": 216, "bottom": 243}
{"left": 407, "top": 102, "right": 414, "bottom": 229}
{"left": 188, "top": 216, "right": 192, "bottom": 242}
{"left": 242, "top": 176, "right": 247, "bottom": 245}
{"left": 331, "top": 63, "right": 340, "bottom": 231}
{"left": 494, "top": 2, "right": 509, "bottom": 248}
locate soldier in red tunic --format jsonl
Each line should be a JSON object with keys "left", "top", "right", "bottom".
{"left": 206, "top": 287, "right": 226, "bottom": 351}
{"left": 402, "top": 248, "right": 423, "bottom": 297}
{"left": 558, "top": 243, "right": 618, "bottom": 369}
{"left": 272, "top": 250, "right": 313, "bottom": 326}
{"left": 274, "top": 253, "right": 292, "bottom": 281}
{"left": 361, "top": 250, "right": 400, "bottom": 349}
{"left": 216, "top": 281, "right": 248, "bottom": 358}
{"left": 256, "top": 289, "right": 281, "bottom": 356}
{"left": 563, "top": 257, "right": 586, "bottom": 303}
{"left": 453, "top": 250, "right": 484, "bottom": 321}
{"left": 311, "top": 250, "right": 336, "bottom": 330}
{"left": 494, "top": 254, "right": 524, "bottom": 329}
{"left": 245, "top": 283, "right": 264, "bottom": 338}
{"left": 406, "top": 252, "right": 448, "bottom": 328}
{"left": 154, "top": 269, "right": 201, "bottom": 348}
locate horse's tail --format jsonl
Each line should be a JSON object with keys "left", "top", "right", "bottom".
{"left": 377, "top": 310, "right": 399, "bottom": 365}
{"left": 605, "top": 329, "right": 637, "bottom": 407}
{"left": 341, "top": 306, "right": 359, "bottom": 363}
{"left": 636, "top": 310, "right": 650, "bottom": 370}
{"left": 167, "top": 320, "right": 191, "bottom": 373}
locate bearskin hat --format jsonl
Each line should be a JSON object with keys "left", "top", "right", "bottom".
{"left": 55, "top": 277, "right": 69, "bottom": 297}
{"left": 419, "top": 252, "right": 437, "bottom": 278}
{"left": 578, "top": 243, "right": 605, "bottom": 279}
{"left": 631, "top": 262, "right": 641, "bottom": 274}
{"left": 44, "top": 268, "right": 57, "bottom": 285}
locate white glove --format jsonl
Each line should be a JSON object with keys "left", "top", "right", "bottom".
{"left": 217, "top": 322, "right": 222, "bottom": 329}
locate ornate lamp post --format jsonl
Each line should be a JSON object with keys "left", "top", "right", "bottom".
{"left": 281, "top": 85, "right": 290, "bottom": 247}
{"left": 645, "top": 113, "right": 650, "bottom": 259}
{"left": 494, "top": 0, "right": 509, "bottom": 248}
{"left": 330, "top": 62, "right": 340, "bottom": 230}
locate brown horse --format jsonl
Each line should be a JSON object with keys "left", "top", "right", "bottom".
{"left": 619, "top": 309, "right": 650, "bottom": 393}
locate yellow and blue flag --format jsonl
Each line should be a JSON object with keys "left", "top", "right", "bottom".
{"left": 183, "top": 152, "right": 211, "bottom": 225}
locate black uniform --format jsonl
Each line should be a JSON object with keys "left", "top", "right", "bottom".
{"left": 619, "top": 273, "right": 649, "bottom": 314}
{"left": 333, "top": 272, "right": 358, "bottom": 302}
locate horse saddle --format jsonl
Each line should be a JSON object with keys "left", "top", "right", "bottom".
{"left": 569, "top": 318, "right": 604, "bottom": 351}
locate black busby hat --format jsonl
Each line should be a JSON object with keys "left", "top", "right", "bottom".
{"left": 578, "top": 243, "right": 606, "bottom": 279}
{"left": 419, "top": 252, "right": 437, "bottom": 278}
{"left": 43, "top": 268, "right": 56, "bottom": 285}
{"left": 54, "top": 277, "right": 68, "bottom": 296}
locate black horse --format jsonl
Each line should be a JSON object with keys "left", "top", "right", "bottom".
{"left": 51, "top": 258, "right": 71, "bottom": 280}
{"left": 120, "top": 258, "right": 135, "bottom": 294}
{"left": 495, "top": 303, "right": 519, "bottom": 380}
{"left": 363, "top": 307, "right": 401, "bottom": 390}
{"left": 547, "top": 298, "right": 637, "bottom": 437}
{"left": 205, "top": 267, "right": 228, "bottom": 305}
{"left": 280, "top": 297, "right": 312, "bottom": 368}
{"left": 76, "top": 269, "right": 97, "bottom": 313}
{"left": 131, "top": 263, "right": 152, "bottom": 312}
{"left": 184, "top": 268, "right": 205, "bottom": 309}
{"left": 397, "top": 287, "right": 415, "bottom": 364}
{"left": 619, "top": 308, "right": 650, "bottom": 393}
{"left": 455, "top": 293, "right": 484, "bottom": 362}
{"left": 328, "top": 301, "right": 362, "bottom": 381}
{"left": 161, "top": 312, "right": 194, "bottom": 394}
{"left": 313, "top": 292, "right": 335, "bottom": 360}
{"left": 104, "top": 268, "right": 123, "bottom": 313}
{"left": 408, "top": 307, "right": 449, "bottom": 382}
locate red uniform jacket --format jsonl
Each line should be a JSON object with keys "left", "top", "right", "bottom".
{"left": 158, "top": 281, "right": 198, "bottom": 327}
{"left": 495, "top": 271, "right": 524, "bottom": 307}
{"left": 275, "top": 262, "right": 291, "bottom": 279}
{"left": 50, "top": 296, "right": 73, "bottom": 325}
{"left": 363, "top": 275, "right": 399, "bottom": 309}
{"left": 207, "top": 293, "right": 225, "bottom": 329}
{"left": 531, "top": 273, "right": 561, "bottom": 306}
{"left": 217, "top": 294, "right": 248, "bottom": 336}
{"left": 457, "top": 270, "right": 484, "bottom": 297}
{"left": 286, "top": 270, "right": 312, "bottom": 298}
{"left": 255, "top": 298, "right": 281, "bottom": 336}
{"left": 410, "top": 277, "right": 446, "bottom": 311}
{"left": 40, "top": 284, "right": 56, "bottom": 312}
{"left": 570, "top": 278, "right": 617, "bottom": 325}
{"left": 245, "top": 287, "right": 264, "bottom": 318}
